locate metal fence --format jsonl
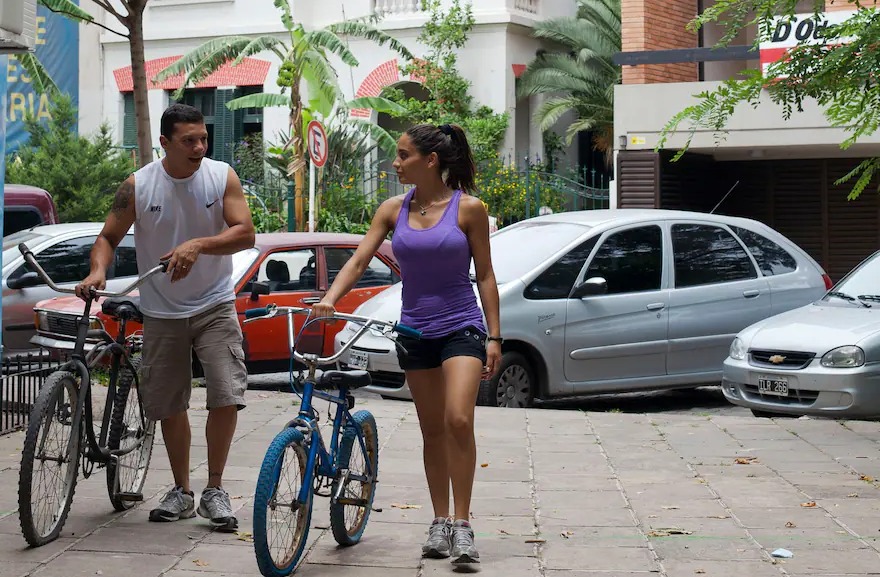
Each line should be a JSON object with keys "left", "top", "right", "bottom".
{"left": 1, "top": 351, "right": 65, "bottom": 435}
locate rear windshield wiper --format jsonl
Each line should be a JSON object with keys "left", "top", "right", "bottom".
{"left": 858, "top": 294, "right": 880, "bottom": 303}
{"left": 828, "top": 291, "right": 871, "bottom": 307}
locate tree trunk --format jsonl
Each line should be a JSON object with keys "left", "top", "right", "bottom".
{"left": 127, "top": 6, "right": 152, "bottom": 168}
{"left": 288, "top": 90, "right": 305, "bottom": 232}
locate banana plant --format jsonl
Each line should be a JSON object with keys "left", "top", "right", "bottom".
{"left": 154, "top": 0, "right": 412, "bottom": 230}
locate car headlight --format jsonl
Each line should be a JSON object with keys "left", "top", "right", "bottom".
{"left": 821, "top": 345, "right": 865, "bottom": 368}
{"left": 729, "top": 337, "right": 747, "bottom": 361}
{"left": 89, "top": 317, "right": 104, "bottom": 331}
{"left": 34, "top": 311, "right": 49, "bottom": 331}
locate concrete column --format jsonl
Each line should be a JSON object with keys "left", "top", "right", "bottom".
{"left": 1, "top": 54, "right": 8, "bottom": 354}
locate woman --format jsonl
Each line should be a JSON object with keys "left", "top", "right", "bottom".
{"left": 313, "top": 123, "right": 501, "bottom": 567}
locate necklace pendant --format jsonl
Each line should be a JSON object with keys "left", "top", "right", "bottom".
{"left": 419, "top": 209, "right": 427, "bottom": 216}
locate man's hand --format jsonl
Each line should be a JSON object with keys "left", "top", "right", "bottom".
{"left": 162, "top": 239, "right": 203, "bottom": 283}
{"left": 483, "top": 340, "right": 502, "bottom": 379}
{"left": 75, "top": 271, "right": 107, "bottom": 301}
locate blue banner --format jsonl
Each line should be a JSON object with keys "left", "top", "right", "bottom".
{"left": 5, "top": 2, "right": 80, "bottom": 153}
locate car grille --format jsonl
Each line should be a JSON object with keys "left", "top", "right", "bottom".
{"left": 749, "top": 349, "right": 815, "bottom": 370}
{"left": 743, "top": 384, "right": 820, "bottom": 405}
{"left": 368, "top": 370, "right": 406, "bottom": 390}
{"left": 46, "top": 315, "right": 79, "bottom": 337}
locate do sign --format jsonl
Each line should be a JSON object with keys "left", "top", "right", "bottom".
{"left": 307, "top": 120, "right": 328, "bottom": 168}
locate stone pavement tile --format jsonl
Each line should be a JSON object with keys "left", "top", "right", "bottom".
{"left": 534, "top": 472, "right": 617, "bottom": 490}
{"left": 0, "top": 562, "right": 40, "bottom": 577}
{"left": 650, "top": 536, "right": 765, "bottom": 561}
{"left": 748, "top": 527, "right": 865, "bottom": 550}
{"left": 0, "top": 533, "right": 75, "bottom": 563}
{"left": 69, "top": 521, "right": 202, "bottom": 555}
{"left": 32, "top": 551, "right": 178, "bottom": 577}
{"left": 767, "top": 546, "right": 880, "bottom": 574}
{"left": 693, "top": 464, "right": 778, "bottom": 481}
{"left": 640, "top": 517, "right": 745, "bottom": 538}
{"left": 627, "top": 497, "right": 730, "bottom": 519}
{"left": 661, "top": 559, "right": 780, "bottom": 577}
{"left": 795, "top": 484, "right": 878, "bottom": 500}
{"left": 470, "top": 481, "right": 532, "bottom": 499}
{"left": 539, "top": 506, "right": 636, "bottom": 528}
{"left": 733, "top": 508, "right": 840, "bottom": 530}
{"left": 835, "top": 516, "right": 880, "bottom": 539}
{"left": 293, "top": 565, "right": 417, "bottom": 577}
{"left": 422, "top": 554, "right": 541, "bottom": 577}
{"left": 625, "top": 484, "right": 718, "bottom": 503}
{"left": 162, "top": 572, "right": 263, "bottom": 577}
{"left": 304, "top": 523, "right": 422, "bottom": 569}
{"left": 538, "top": 490, "right": 627, "bottom": 512}
{"left": 178, "top": 543, "right": 272, "bottom": 574}
{"left": 470, "top": 497, "right": 537, "bottom": 518}
{"left": 540, "top": 541, "right": 657, "bottom": 571}
{"left": 537, "top": 524, "right": 644, "bottom": 547}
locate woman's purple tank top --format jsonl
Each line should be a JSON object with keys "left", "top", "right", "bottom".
{"left": 391, "top": 188, "right": 486, "bottom": 339}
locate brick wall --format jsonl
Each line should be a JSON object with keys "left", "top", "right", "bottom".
{"left": 621, "top": 0, "right": 699, "bottom": 84}
{"left": 825, "top": 0, "right": 877, "bottom": 10}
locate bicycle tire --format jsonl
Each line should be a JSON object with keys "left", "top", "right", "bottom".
{"left": 106, "top": 353, "right": 156, "bottom": 511}
{"left": 18, "top": 370, "right": 81, "bottom": 547}
{"left": 329, "top": 410, "right": 379, "bottom": 546}
{"left": 253, "top": 426, "right": 313, "bottom": 577}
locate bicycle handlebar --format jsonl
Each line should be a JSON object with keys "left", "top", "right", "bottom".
{"left": 18, "top": 242, "right": 168, "bottom": 298}
{"left": 243, "top": 304, "right": 421, "bottom": 367}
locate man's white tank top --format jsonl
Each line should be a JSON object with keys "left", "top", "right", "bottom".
{"left": 133, "top": 157, "right": 235, "bottom": 319}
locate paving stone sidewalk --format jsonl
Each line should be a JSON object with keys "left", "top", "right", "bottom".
{"left": 1, "top": 387, "right": 879, "bottom": 577}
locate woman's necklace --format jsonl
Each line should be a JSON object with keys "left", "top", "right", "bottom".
{"left": 414, "top": 190, "right": 449, "bottom": 215}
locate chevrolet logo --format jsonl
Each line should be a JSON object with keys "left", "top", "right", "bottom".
{"left": 769, "top": 355, "right": 786, "bottom": 364}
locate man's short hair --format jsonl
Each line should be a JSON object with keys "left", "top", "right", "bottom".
{"left": 160, "top": 103, "right": 204, "bottom": 139}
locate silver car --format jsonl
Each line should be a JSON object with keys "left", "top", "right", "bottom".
{"left": 2, "top": 223, "right": 138, "bottom": 358}
{"left": 723, "top": 249, "right": 880, "bottom": 419}
{"left": 333, "top": 209, "right": 830, "bottom": 407}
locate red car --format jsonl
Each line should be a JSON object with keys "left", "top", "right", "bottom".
{"left": 4, "top": 184, "right": 60, "bottom": 236}
{"left": 32, "top": 233, "right": 400, "bottom": 374}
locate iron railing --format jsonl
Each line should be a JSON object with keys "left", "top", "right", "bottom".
{"left": 1, "top": 351, "right": 65, "bottom": 435}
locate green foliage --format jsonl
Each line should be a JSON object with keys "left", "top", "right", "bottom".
{"left": 233, "top": 133, "right": 267, "bottom": 184}
{"left": 384, "top": 0, "right": 509, "bottom": 163}
{"left": 5, "top": 94, "right": 133, "bottom": 222}
{"left": 516, "top": 0, "right": 621, "bottom": 162}
{"left": 657, "top": 1, "right": 880, "bottom": 198}
{"left": 476, "top": 158, "right": 568, "bottom": 226}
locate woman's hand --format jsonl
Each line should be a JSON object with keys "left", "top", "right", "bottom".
{"left": 483, "top": 340, "right": 502, "bottom": 378}
{"left": 311, "top": 300, "right": 336, "bottom": 319}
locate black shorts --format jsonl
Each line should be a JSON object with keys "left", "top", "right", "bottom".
{"left": 396, "top": 324, "right": 488, "bottom": 371}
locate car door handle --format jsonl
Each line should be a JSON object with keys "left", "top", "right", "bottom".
{"left": 646, "top": 302, "right": 666, "bottom": 311}
{"left": 743, "top": 290, "right": 760, "bottom": 298}
{"left": 301, "top": 297, "right": 322, "bottom": 304}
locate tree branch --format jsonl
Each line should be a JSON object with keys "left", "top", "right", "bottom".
{"left": 88, "top": 0, "right": 128, "bottom": 26}
{"left": 43, "top": 5, "right": 129, "bottom": 39}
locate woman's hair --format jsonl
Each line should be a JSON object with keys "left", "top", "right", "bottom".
{"left": 405, "top": 123, "right": 477, "bottom": 194}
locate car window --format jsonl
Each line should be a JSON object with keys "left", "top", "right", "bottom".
{"left": 525, "top": 236, "right": 600, "bottom": 300}
{"left": 325, "top": 247, "right": 399, "bottom": 288}
{"left": 585, "top": 226, "right": 663, "bottom": 294}
{"left": 672, "top": 224, "right": 757, "bottom": 288}
{"left": 4, "top": 209, "right": 43, "bottom": 236}
{"left": 246, "top": 248, "right": 317, "bottom": 293}
{"left": 731, "top": 226, "right": 797, "bottom": 276}
{"left": 10, "top": 235, "right": 98, "bottom": 285}
{"left": 112, "top": 234, "right": 139, "bottom": 278}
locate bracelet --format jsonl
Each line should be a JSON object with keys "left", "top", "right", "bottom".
{"left": 487, "top": 336, "right": 503, "bottom": 344}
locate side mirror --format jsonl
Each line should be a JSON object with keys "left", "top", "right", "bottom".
{"left": 250, "top": 281, "right": 271, "bottom": 301}
{"left": 6, "top": 271, "right": 41, "bottom": 290}
{"left": 571, "top": 276, "right": 607, "bottom": 299}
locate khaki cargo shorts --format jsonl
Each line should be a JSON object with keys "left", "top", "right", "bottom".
{"left": 140, "top": 301, "right": 247, "bottom": 421}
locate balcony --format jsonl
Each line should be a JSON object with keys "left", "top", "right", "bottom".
{"left": 372, "top": 0, "right": 542, "bottom": 18}
{"left": 373, "top": 0, "right": 424, "bottom": 17}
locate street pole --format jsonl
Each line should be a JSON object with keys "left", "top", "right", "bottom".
{"left": 0, "top": 55, "right": 7, "bottom": 355}
{"left": 286, "top": 181, "right": 295, "bottom": 232}
{"left": 308, "top": 160, "right": 315, "bottom": 232}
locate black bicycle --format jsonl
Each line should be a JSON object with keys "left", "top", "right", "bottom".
{"left": 15, "top": 242, "right": 166, "bottom": 547}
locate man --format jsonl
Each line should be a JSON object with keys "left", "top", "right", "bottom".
{"left": 76, "top": 103, "right": 255, "bottom": 532}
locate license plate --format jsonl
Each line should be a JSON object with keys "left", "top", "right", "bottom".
{"left": 758, "top": 376, "right": 789, "bottom": 396}
{"left": 349, "top": 350, "right": 369, "bottom": 370}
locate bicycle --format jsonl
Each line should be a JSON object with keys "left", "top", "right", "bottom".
{"left": 243, "top": 303, "right": 421, "bottom": 577}
{"left": 15, "top": 242, "right": 167, "bottom": 547}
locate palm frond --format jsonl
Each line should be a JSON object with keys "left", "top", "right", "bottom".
{"left": 273, "top": 0, "right": 294, "bottom": 31}
{"left": 39, "top": 0, "right": 93, "bottom": 21}
{"left": 346, "top": 96, "right": 407, "bottom": 115}
{"left": 303, "top": 30, "right": 359, "bottom": 67}
{"left": 347, "top": 119, "right": 399, "bottom": 157}
{"left": 326, "top": 21, "right": 415, "bottom": 61}
{"left": 301, "top": 48, "right": 343, "bottom": 113}
{"left": 227, "top": 93, "right": 291, "bottom": 110}
{"left": 16, "top": 52, "right": 60, "bottom": 96}
{"left": 231, "top": 36, "right": 287, "bottom": 66}
{"left": 533, "top": 96, "right": 585, "bottom": 132}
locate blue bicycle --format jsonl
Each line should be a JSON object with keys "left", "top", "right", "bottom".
{"left": 243, "top": 304, "right": 420, "bottom": 576}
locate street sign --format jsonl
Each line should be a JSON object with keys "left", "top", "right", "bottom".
{"left": 307, "top": 120, "right": 328, "bottom": 168}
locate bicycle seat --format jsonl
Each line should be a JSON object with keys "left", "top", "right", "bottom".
{"left": 101, "top": 296, "right": 144, "bottom": 323}
{"left": 316, "top": 370, "right": 372, "bottom": 390}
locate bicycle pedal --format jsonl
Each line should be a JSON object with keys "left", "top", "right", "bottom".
{"left": 115, "top": 492, "right": 144, "bottom": 502}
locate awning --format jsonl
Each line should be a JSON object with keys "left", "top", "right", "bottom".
{"left": 113, "top": 55, "right": 271, "bottom": 92}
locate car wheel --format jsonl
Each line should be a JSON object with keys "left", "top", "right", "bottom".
{"left": 478, "top": 352, "right": 534, "bottom": 408}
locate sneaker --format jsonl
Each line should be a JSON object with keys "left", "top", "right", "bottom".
{"left": 149, "top": 486, "right": 195, "bottom": 522}
{"left": 422, "top": 516, "right": 452, "bottom": 558}
{"left": 450, "top": 519, "right": 480, "bottom": 566}
{"left": 197, "top": 486, "right": 238, "bottom": 532}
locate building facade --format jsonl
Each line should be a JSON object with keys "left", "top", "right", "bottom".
{"left": 613, "top": 0, "right": 880, "bottom": 280}
{"left": 76, "top": 0, "right": 577, "bottom": 168}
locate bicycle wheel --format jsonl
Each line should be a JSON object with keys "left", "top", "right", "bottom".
{"left": 18, "top": 370, "right": 81, "bottom": 547}
{"left": 106, "top": 353, "right": 156, "bottom": 511}
{"left": 329, "top": 410, "right": 379, "bottom": 546}
{"left": 253, "top": 426, "right": 313, "bottom": 577}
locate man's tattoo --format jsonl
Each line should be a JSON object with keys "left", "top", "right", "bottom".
{"left": 111, "top": 180, "right": 134, "bottom": 217}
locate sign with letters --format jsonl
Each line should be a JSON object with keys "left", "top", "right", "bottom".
{"left": 5, "top": 1, "right": 80, "bottom": 153}
{"left": 307, "top": 120, "right": 328, "bottom": 169}
{"left": 759, "top": 10, "right": 856, "bottom": 77}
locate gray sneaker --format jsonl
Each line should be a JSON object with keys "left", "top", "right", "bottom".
{"left": 422, "top": 516, "right": 452, "bottom": 558}
{"left": 450, "top": 520, "right": 480, "bottom": 566}
{"left": 197, "top": 486, "right": 238, "bottom": 532}
{"left": 149, "top": 486, "right": 195, "bottom": 522}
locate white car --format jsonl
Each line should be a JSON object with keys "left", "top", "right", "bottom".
{"left": 334, "top": 209, "right": 830, "bottom": 407}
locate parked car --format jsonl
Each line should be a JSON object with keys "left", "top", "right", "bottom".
{"left": 2, "top": 223, "right": 137, "bottom": 358}
{"left": 333, "top": 209, "right": 832, "bottom": 407}
{"left": 722, "top": 249, "right": 880, "bottom": 419}
{"left": 3, "top": 184, "right": 60, "bottom": 236}
{"left": 30, "top": 233, "right": 400, "bottom": 374}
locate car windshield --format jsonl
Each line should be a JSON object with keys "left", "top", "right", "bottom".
{"left": 832, "top": 251, "right": 880, "bottom": 302}
{"left": 232, "top": 247, "right": 260, "bottom": 281}
{"left": 2, "top": 230, "right": 46, "bottom": 269}
{"left": 469, "top": 222, "right": 591, "bottom": 284}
